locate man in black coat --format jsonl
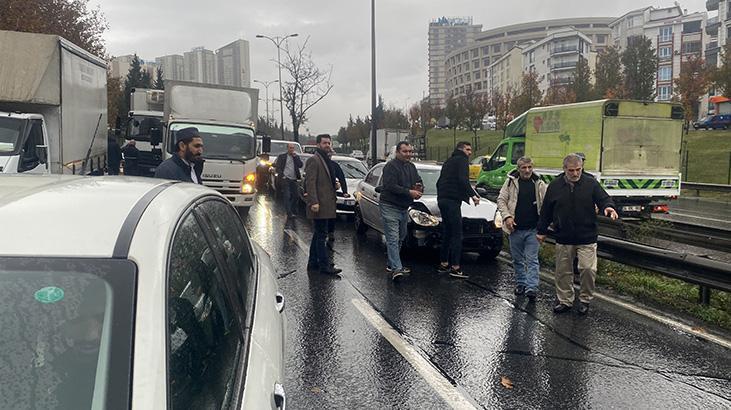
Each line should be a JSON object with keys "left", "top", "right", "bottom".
{"left": 121, "top": 139, "right": 140, "bottom": 176}
{"left": 274, "top": 143, "right": 303, "bottom": 217}
{"left": 436, "top": 141, "right": 480, "bottom": 279}
{"left": 107, "top": 134, "right": 122, "bottom": 175}
{"left": 537, "top": 153, "right": 618, "bottom": 315}
{"left": 154, "top": 127, "right": 204, "bottom": 184}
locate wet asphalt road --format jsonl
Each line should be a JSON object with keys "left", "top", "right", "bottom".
{"left": 243, "top": 195, "right": 731, "bottom": 409}
{"left": 659, "top": 196, "right": 731, "bottom": 231}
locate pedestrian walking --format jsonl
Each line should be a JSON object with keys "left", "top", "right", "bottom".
{"left": 275, "top": 143, "right": 303, "bottom": 217}
{"left": 107, "top": 133, "right": 122, "bottom": 175}
{"left": 121, "top": 139, "right": 140, "bottom": 176}
{"left": 497, "top": 157, "right": 547, "bottom": 300}
{"left": 537, "top": 153, "right": 618, "bottom": 315}
{"left": 304, "top": 134, "right": 342, "bottom": 276}
{"left": 154, "top": 127, "right": 204, "bottom": 184}
{"left": 436, "top": 141, "right": 480, "bottom": 279}
{"left": 380, "top": 141, "right": 422, "bottom": 280}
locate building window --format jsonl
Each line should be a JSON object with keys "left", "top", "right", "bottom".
{"left": 596, "top": 34, "right": 607, "bottom": 43}
{"left": 658, "top": 66, "right": 672, "bottom": 81}
{"left": 483, "top": 57, "right": 490, "bottom": 66}
{"left": 682, "top": 41, "right": 702, "bottom": 54}
{"left": 627, "top": 16, "right": 635, "bottom": 28}
{"left": 492, "top": 44, "right": 501, "bottom": 53}
{"left": 659, "top": 46, "right": 672, "bottom": 59}
{"left": 471, "top": 49, "right": 479, "bottom": 58}
{"left": 482, "top": 46, "right": 490, "bottom": 55}
{"left": 473, "top": 60, "right": 480, "bottom": 69}
{"left": 657, "top": 85, "right": 672, "bottom": 100}
{"left": 682, "top": 20, "right": 701, "bottom": 34}
{"left": 529, "top": 50, "right": 535, "bottom": 63}
{"left": 659, "top": 26, "right": 672, "bottom": 42}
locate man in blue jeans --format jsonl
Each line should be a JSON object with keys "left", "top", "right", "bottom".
{"left": 380, "top": 141, "right": 422, "bottom": 280}
{"left": 497, "top": 157, "right": 547, "bottom": 300}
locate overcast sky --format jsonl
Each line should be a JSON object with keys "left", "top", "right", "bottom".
{"left": 92, "top": 0, "right": 707, "bottom": 134}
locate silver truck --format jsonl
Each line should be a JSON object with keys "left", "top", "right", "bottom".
{"left": 0, "top": 30, "right": 107, "bottom": 175}
{"left": 163, "top": 81, "right": 260, "bottom": 209}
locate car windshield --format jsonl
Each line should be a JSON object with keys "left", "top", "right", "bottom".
{"left": 127, "top": 115, "right": 162, "bottom": 141}
{"left": 416, "top": 168, "right": 441, "bottom": 195}
{"left": 171, "top": 123, "right": 256, "bottom": 160}
{"left": 0, "top": 257, "right": 136, "bottom": 409}
{"left": 335, "top": 159, "right": 367, "bottom": 179}
{"left": 0, "top": 117, "right": 26, "bottom": 155}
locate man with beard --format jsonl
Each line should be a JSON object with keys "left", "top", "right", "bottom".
{"left": 154, "top": 127, "right": 204, "bottom": 184}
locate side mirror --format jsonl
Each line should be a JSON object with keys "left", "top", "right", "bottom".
{"left": 150, "top": 128, "right": 162, "bottom": 146}
{"left": 261, "top": 136, "right": 272, "bottom": 153}
{"left": 476, "top": 186, "right": 488, "bottom": 197}
{"left": 35, "top": 145, "right": 48, "bottom": 164}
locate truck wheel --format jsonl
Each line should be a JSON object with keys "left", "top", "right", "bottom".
{"left": 354, "top": 206, "right": 368, "bottom": 235}
{"left": 479, "top": 247, "right": 501, "bottom": 261}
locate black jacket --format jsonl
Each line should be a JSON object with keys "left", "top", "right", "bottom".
{"left": 537, "top": 173, "right": 615, "bottom": 245}
{"left": 380, "top": 159, "right": 422, "bottom": 209}
{"left": 331, "top": 161, "right": 347, "bottom": 194}
{"left": 275, "top": 152, "right": 303, "bottom": 180}
{"left": 107, "top": 137, "right": 121, "bottom": 169}
{"left": 437, "top": 149, "right": 476, "bottom": 203}
{"left": 154, "top": 154, "right": 204, "bottom": 184}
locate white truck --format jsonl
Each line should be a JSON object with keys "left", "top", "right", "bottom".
{"left": 163, "top": 81, "right": 260, "bottom": 209}
{"left": 126, "top": 88, "right": 165, "bottom": 176}
{"left": 366, "top": 128, "right": 410, "bottom": 162}
{"left": 0, "top": 30, "right": 107, "bottom": 175}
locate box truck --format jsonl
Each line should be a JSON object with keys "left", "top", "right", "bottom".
{"left": 126, "top": 88, "right": 164, "bottom": 176}
{"left": 0, "top": 30, "right": 107, "bottom": 175}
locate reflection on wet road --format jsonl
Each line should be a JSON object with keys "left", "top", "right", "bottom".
{"left": 243, "top": 195, "right": 731, "bottom": 408}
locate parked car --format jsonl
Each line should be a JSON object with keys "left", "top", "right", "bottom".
{"left": 296, "top": 154, "right": 367, "bottom": 216}
{"left": 350, "top": 150, "right": 365, "bottom": 160}
{"left": 693, "top": 114, "right": 731, "bottom": 130}
{"left": 0, "top": 175, "right": 286, "bottom": 409}
{"left": 353, "top": 161, "right": 503, "bottom": 259}
{"left": 302, "top": 144, "right": 317, "bottom": 154}
{"left": 469, "top": 155, "right": 489, "bottom": 181}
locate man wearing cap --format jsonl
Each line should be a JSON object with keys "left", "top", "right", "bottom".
{"left": 154, "top": 127, "right": 204, "bottom": 183}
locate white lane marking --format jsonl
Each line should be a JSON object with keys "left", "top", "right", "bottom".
{"left": 352, "top": 298, "right": 480, "bottom": 410}
{"left": 496, "top": 254, "right": 731, "bottom": 350}
{"left": 284, "top": 228, "right": 310, "bottom": 253}
{"left": 665, "top": 212, "right": 731, "bottom": 224}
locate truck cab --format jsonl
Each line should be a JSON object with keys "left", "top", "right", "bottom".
{"left": 0, "top": 113, "right": 49, "bottom": 174}
{"left": 126, "top": 89, "right": 165, "bottom": 176}
{"left": 475, "top": 136, "right": 524, "bottom": 195}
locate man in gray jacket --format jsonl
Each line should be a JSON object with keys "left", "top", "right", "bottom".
{"left": 497, "top": 157, "right": 547, "bottom": 300}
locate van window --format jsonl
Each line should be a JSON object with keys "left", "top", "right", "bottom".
{"left": 511, "top": 142, "right": 525, "bottom": 164}
{"left": 485, "top": 144, "right": 508, "bottom": 171}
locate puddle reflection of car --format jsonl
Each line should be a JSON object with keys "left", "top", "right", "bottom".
{"left": 354, "top": 161, "right": 503, "bottom": 260}
{"left": 0, "top": 175, "right": 286, "bottom": 409}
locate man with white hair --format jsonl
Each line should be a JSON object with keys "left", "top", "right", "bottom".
{"left": 537, "top": 153, "right": 618, "bottom": 315}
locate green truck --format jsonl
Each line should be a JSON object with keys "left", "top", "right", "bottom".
{"left": 476, "top": 100, "right": 685, "bottom": 215}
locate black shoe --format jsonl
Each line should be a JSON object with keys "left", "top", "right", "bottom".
{"left": 391, "top": 269, "right": 407, "bottom": 281}
{"left": 436, "top": 264, "right": 451, "bottom": 274}
{"left": 321, "top": 266, "right": 342, "bottom": 276}
{"left": 525, "top": 289, "right": 537, "bottom": 301}
{"left": 577, "top": 302, "right": 590, "bottom": 315}
{"left": 386, "top": 266, "right": 411, "bottom": 274}
{"left": 553, "top": 303, "right": 572, "bottom": 314}
{"left": 306, "top": 263, "right": 319, "bottom": 272}
{"left": 449, "top": 269, "right": 469, "bottom": 279}
{"left": 514, "top": 285, "right": 526, "bottom": 295}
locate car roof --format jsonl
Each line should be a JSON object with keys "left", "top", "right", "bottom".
{"left": 0, "top": 175, "right": 213, "bottom": 257}
{"left": 331, "top": 155, "right": 362, "bottom": 162}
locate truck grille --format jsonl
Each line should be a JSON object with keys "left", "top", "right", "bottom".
{"left": 202, "top": 179, "right": 242, "bottom": 195}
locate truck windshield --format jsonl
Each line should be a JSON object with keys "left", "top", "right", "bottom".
{"left": 170, "top": 123, "right": 256, "bottom": 160}
{"left": 0, "top": 117, "right": 26, "bottom": 155}
{"left": 0, "top": 257, "right": 136, "bottom": 409}
{"left": 127, "top": 115, "right": 162, "bottom": 142}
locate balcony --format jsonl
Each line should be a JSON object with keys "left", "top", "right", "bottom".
{"left": 551, "top": 61, "right": 577, "bottom": 71}
{"left": 550, "top": 77, "right": 573, "bottom": 86}
{"left": 707, "top": 40, "right": 719, "bottom": 53}
{"left": 706, "top": 0, "right": 718, "bottom": 11}
{"left": 707, "top": 16, "right": 719, "bottom": 35}
{"left": 551, "top": 45, "right": 579, "bottom": 55}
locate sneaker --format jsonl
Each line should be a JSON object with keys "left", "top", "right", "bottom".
{"left": 391, "top": 269, "right": 407, "bottom": 281}
{"left": 577, "top": 302, "right": 590, "bottom": 315}
{"left": 449, "top": 268, "right": 469, "bottom": 279}
{"left": 514, "top": 285, "right": 526, "bottom": 295}
{"left": 386, "top": 266, "right": 411, "bottom": 274}
{"left": 436, "top": 264, "right": 451, "bottom": 274}
{"left": 553, "top": 303, "right": 572, "bottom": 314}
{"left": 525, "top": 289, "right": 537, "bottom": 301}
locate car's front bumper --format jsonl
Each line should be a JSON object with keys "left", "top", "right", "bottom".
{"left": 408, "top": 219, "right": 503, "bottom": 250}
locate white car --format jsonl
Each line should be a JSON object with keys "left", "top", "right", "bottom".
{"left": 0, "top": 175, "right": 286, "bottom": 409}
{"left": 331, "top": 155, "right": 368, "bottom": 215}
{"left": 350, "top": 150, "right": 365, "bottom": 160}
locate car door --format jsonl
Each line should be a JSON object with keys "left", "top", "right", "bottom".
{"left": 165, "top": 208, "right": 249, "bottom": 409}
{"left": 359, "top": 164, "right": 384, "bottom": 230}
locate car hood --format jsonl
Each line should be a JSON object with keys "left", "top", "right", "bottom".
{"left": 345, "top": 178, "right": 361, "bottom": 194}
{"left": 414, "top": 194, "right": 497, "bottom": 221}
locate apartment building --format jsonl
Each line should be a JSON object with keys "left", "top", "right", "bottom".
{"left": 522, "top": 28, "right": 596, "bottom": 94}
{"left": 155, "top": 54, "right": 185, "bottom": 81}
{"left": 216, "top": 39, "right": 251, "bottom": 88}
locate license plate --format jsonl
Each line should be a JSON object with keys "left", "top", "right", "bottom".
{"left": 661, "top": 180, "right": 675, "bottom": 188}
{"left": 622, "top": 205, "right": 642, "bottom": 212}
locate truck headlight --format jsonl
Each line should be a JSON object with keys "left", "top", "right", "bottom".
{"left": 408, "top": 209, "right": 440, "bottom": 227}
{"left": 241, "top": 183, "right": 255, "bottom": 194}
{"left": 493, "top": 210, "right": 503, "bottom": 229}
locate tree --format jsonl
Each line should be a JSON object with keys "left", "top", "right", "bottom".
{"left": 674, "top": 55, "right": 712, "bottom": 123}
{"left": 444, "top": 95, "right": 466, "bottom": 147}
{"left": 510, "top": 71, "right": 542, "bottom": 115}
{"left": 382, "top": 105, "right": 409, "bottom": 129}
{"left": 0, "top": 0, "right": 107, "bottom": 57}
{"left": 594, "top": 46, "right": 623, "bottom": 98}
{"left": 622, "top": 36, "right": 657, "bottom": 100}
{"left": 572, "top": 56, "right": 593, "bottom": 102}
{"left": 490, "top": 86, "right": 516, "bottom": 130}
{"left": 408, "top": 103, "right": 421, "bottom": 136}
{"left": 153, "top": 67, "right": 164, "bottom": 90}
{"left": 543, "top": 84, "right": 576, "bottom": 106}
{"left": 120, "top": 54, "right": 150, "bottom": 121}
{"left": 281, "top": 37, "right": 334, "bottom": 142}
{"left": 460, "top": 89, "right": 490, "bottom": 148}
{"left": 106, "top": 73, "right": 124, "bottom": 129}
{"left": 713, "top": 43, "right": 731, "bottom": 97}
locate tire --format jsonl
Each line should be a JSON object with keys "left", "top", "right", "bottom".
{"left": 354, "top": 205, "right": 368, "bottom": 234}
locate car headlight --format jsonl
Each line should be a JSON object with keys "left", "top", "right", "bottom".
{"left": 493, "top": 210, "right": 503, "bottom": 229}
{"left": 408, "top": 209, "right": 440, "bottom": 227}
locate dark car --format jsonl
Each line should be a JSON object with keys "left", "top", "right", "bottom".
{"left": 693, "top": 114, "right": 731, "bottom": 130}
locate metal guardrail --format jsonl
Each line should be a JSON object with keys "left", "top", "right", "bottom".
{"left": 681, "top": 181, "right": 731, "bottom": 193}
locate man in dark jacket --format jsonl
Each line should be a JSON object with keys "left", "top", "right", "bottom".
{"left": 380, "top": 141, "right": 422, "bottom": 280}
{"left": 154, "top": 127, "right": 204, "bottom": 184}
{"left": 537, "top": 153, "right": 618, "bottom": 315}
{"left": 121, "top": 139, "right": 140, "bottom": 176}
{"left": 107, "top": 134, "right": 122, "bottom": 175}
{"left": 436, "top": 141, "right": 480, "bottom": 279}
{"left": 275, "top": 143, "right": 303, "bottom": 217}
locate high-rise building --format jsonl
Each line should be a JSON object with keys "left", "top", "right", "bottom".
{"left": 428, "top": 17, "right": 482, "bottom": 107}
{"left": 216, "top": 39, "right": 251, "bottom": 88}
{"left": 184, "top": 47, "right": 217, "bottom": 84}
{"left": 110, "top": 54, "right": 159, "bottom": 81}
{"left": 705, "top": 0, "right": 730, "bottom": 68}
{"left": 155, "top": 54, "right": 185, "bottom": 81}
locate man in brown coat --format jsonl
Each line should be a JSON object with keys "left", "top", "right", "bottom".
{"left": 305, "top": 134, "right": 342, "bottom": 275}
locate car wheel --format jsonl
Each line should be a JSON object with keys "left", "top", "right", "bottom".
{"left": 479, "top": 247, "right": 502, "bottom": 261}
{"left": 354, "top": 206, "right": 368, "bottom": 234}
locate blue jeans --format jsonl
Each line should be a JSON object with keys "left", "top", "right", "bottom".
{"left": 380, "top": 202, "right": 408, "bottom": 271}
{"left": 281, "top": 178, "right": 299, "bottom": 215}
{"left": 308, "top": 219, "right": 330, "bottom": 269}
{"left": 509, "top": 228, "right": 540, "bottom": 291}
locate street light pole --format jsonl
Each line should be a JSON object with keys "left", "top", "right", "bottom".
{"left": 370, "top": 0, "right": 377, "bottom": 165}
{"left": 256, "top": 33, "right": 299, "bottom": 140}
{"left": 253, "top": 79, "right": 279, "bottom": 131}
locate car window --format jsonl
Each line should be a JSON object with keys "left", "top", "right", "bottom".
{"left": 336, "top": 159, "right": 368, "bottom": 179}
{"left": 167, "top": 213, "right": 242, "bottom": 409}
{"left": 195, "top": 200, "right": 256, "bottom": 329}
{"left": 511, "top": 142, "right": 525, "bottom": 164}
{"left": 365, "top": 165, "right": 383, "bottom": 186}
